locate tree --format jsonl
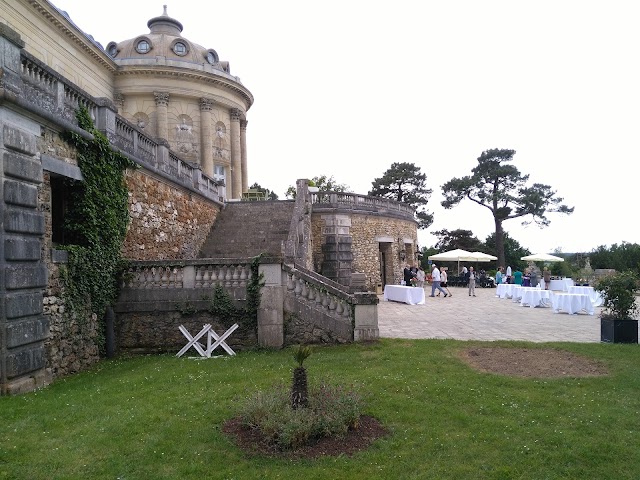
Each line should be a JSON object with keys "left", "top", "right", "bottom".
{"left": 483, "top": 231, "right": 530, "bottom": 272}
{"left": 441, "top": 148, "right": 574, "bottom": 267}
{"left": 589, "top": 242, "right": 640, "bottom": 274}
{"left": 432, "top": 228, "right": 483, "bottom": 252}
{"left": 249, "top": 182, "right": 278, "bottom": 200}
{"left": 285, "top": 175, "right": 350, "bottom": 199}
{"left": 369, "top": 162, "right": 434, "bottom": 229}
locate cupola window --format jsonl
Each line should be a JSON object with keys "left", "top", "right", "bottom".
{"left": 136, "top": 40, "right": 151, "bottom": 54}
{"left": 206, "top": 50, "right": 219, "bottom": 64}
{"left": 106, "top": 42, "right": 118, "bottom": 58}
{"left": 173, "top": 42, "right": 187, "bottom": 56}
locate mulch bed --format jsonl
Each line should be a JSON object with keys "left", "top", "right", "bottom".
{"left": 459, "top": 347, "right": 609, "bottom": 378}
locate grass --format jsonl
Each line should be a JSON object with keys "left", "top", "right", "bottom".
{"left": 1, "top": 339, "right": 639, "bottom": 479}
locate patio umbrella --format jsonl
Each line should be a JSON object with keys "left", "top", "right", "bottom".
{"left": 470, "top": 251, "right": 497, "bottom": 261}
{"left": 428, "top": 249, "right": 477, "bottom": 273}
{"left": 521, "top": 253, "right": 565, "bottom": 262}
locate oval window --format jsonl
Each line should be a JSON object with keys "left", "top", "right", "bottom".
{"left": 136, "top": 40, "right": 150, "bottom": 54}
{"left": 173, "top": 42, "right": 187, "bottom": 56}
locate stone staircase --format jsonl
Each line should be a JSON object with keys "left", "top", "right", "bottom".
{"left": 198, "top": 200, "right": 295, "bottom": 258}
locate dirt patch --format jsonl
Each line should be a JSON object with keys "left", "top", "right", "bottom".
{"left": 223, "top": 415, "right": 389, "bottom": 459}
{"left": 459, "top": 347, "right": 609, "bottom": 378}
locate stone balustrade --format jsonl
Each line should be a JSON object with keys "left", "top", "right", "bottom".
{"left": 312, "top": 191, "right": 415, "bottom": 220}
{"left": 17, "top": 51, "right": 222, "bottom": 203}
{"left": 122, "top": 259, "right": 252, "bottom": 290}
{"left": 284, "top": 265, "right": 352, "bottom": 322}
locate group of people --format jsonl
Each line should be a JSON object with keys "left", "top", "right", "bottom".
{"left": 494, "top": 265, "right": 552, "bottom": 289}
{"left": 404, "top": 263, "right": 479, "bottom": 297}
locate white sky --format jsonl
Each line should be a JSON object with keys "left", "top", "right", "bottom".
{"left": 49, "top": 0, "right": 639, "bottom": 254}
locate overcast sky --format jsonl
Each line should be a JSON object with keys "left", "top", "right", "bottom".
{"left": 48, "top": 0, "right": 639, "bottom": 254}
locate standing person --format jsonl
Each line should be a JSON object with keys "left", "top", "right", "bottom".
{"left": 429, "top": 264, "right": 448, "bottom": 297}
{"left": 467, "top": 266, "right": 476, "bottom": 296}
{"left": 522, "top": 268, "right": 531, "bottom": 287}
{"left": 438, "top": 267, "right": 452, "bottom": 297}
{"left": 543, "top": 267, "right": 551, "bottom": 290}
{"left": 506, "top": 265, "right": 512, "bottom": 284}
{"left": 403, "top": 264, "right": 414, "bottom": 286}
{"left": 514, "top": 269, "right": 523, "bottom": 285}
{"left": 416, "top": 266, "right": 426, "bottom": 288}
{"left": 496, "top": 267, "right": 503, "bottom": 285}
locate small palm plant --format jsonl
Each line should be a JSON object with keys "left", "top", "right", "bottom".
{"left": 291, "top": 344, "right": 312, "bottom": 410}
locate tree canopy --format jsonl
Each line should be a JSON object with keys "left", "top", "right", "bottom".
{"left": 249, "top": 182, "right": 278, "bottom": 200}
{"left": 441, "top": 148, "right": 574, "bottom": 267}
{"left": 432, "top": 228, "right": 483, "bottom": 253}
{"left": 369, "top": 162, "right": 434, "bottom": 229}
{"left": 285, "top": 175, "right": 350, "bottom": 199}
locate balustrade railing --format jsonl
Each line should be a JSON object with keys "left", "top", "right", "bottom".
{"left": 122, "top": 260, "right": 252, "bottom": 290}
{"left": 312, "top": 191, "right": 415, "bottom": 218}
{"left": 282, "top": 264, "right": 353, "bottom": 321}
{"left": 17, "top": 51, "right": 221, "bottom": 203}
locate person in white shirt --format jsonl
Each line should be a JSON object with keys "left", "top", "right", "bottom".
{"left": 416, "top": 267, "right": 426, "bottom": 288}
{"left": 437, "top": 267, "right": 453, "bottom": 297}
{"left": 429, "top": 264, "right": 449, "bottom": 297}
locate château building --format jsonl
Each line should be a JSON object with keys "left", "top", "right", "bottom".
{"left": 0, "top": 1, "right": 418, "bottom": 395}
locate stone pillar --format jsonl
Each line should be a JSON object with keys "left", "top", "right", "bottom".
{"left": 240, "top": 119, "right": 248, "bottom": 194}
{"left": 113, "top": 92, "right": 125, "bottom": 115}
{"left": 229, "top": 108, "right": 242, "bottom": 199}
{"left": 154, "top": 91, "right": 170, "bottom": 141}
{"left": 257, "top": 263, "right": 284, "bottom": 348}
{"left": 321, "top": 214, "right": 353, "bottom": 287}
{"left": 200, "top": 98, "right": 214, "bottom": 177}
{"left": 0, "top": 24, "right": 51, "bottom": 395}
{"left": 0, "top": 117, "right": 50, "bottom": 395}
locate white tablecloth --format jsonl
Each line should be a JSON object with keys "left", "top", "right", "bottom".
{"left": 541, "top": 278, "right": 575, "bottom": 292}
{"left": 520, "top": 289, "right": 552, "bottom": 308}
{"left": 496, "top": 284, "right": 518, "bottom": 299}
{"left": 550, "top": 293, "right": 594, "bottom": 315}
{"left": 568, "top": 286, "right": 603, "bottom": 307}
{"left": 383, "top": 285, "right": 425, "bottom": 305}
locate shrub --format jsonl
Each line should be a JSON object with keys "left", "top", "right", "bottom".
{"left": 595, "top": 271, "right": 639, "bottom": 320}
{"left": 236, "top": 381, "right": 365, "bottom": 450}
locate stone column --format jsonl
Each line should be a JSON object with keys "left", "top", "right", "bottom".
{"left": 154, "top": 92, "right": 170, "bottom": 141}
{"left": 229, "top": 108, "right": 242, "bottom": 199}
{"left": 113, "top": 92, "right": 125, "bottom": 115}
{"left": 240, "top": 119, "right": 248, "bottom": 194}
{"left": 200, "top": 98, "right": 214, "bottom": 177}
{"left": 321, "top": 214, "right": 353, "bottom": 287}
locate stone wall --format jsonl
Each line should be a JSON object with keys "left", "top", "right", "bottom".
{"left": 40, "top": 173, "right": 100, "bottom": 380}
{"left": 350, "top": 214, "right": 417, "bottom": 288}
{"left": 123, "top": 170, "right": 220, "bottom": 260}
{"left": 311, "top": 212, "right": 418, "bottom": 291}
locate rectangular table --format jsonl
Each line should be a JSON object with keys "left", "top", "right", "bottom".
{"left": 520, "top": 289, "right": 552, "bottom": 308}
{"left": 383, "top": 285, "right": 425, "bottom": 305}
{"left": 496, "top": 283, "right": 517, "bottom": 299}
{"left": 541, "top": 278, "right": 575, "bottom": 292}
{"left": 550, "top": 293, "right": 594, "bottom": 315}
{"left": 568, "top": 286, "right": 603, "bottom": 306}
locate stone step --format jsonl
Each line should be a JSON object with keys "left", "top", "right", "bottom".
{"left": 198, "top": 200, "right": 295, "bottom": 258}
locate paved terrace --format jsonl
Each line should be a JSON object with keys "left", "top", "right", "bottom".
{"left": 378, "top": 285, "right": 608, "bottom": 343}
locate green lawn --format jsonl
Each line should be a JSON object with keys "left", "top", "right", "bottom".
{"left": 1, "top": 339, "right": 639, "bottom": 479}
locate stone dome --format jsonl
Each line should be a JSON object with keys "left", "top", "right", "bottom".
{"left": 105, "top": 6, "right": 230, "bottom": 75}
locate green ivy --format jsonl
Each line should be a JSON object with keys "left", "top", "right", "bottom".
{"left": 60, "top": 106, "right": 137, "bottom": 349}
{"left": 244, "top": 254, "right": 266, "bottom": 332}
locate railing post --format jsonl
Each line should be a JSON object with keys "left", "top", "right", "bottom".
{"left": 257, "top": 263, "right": 284, "bottom": 348}
{"left": 182, "top": 265, "right": 195, "bottom": 289}
{"left": 353, "top": 292, "right": 379, "bottom": 341}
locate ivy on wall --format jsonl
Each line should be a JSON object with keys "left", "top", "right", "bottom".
{"left": 61, "top": 106, "right": 137, "bottom": 348}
